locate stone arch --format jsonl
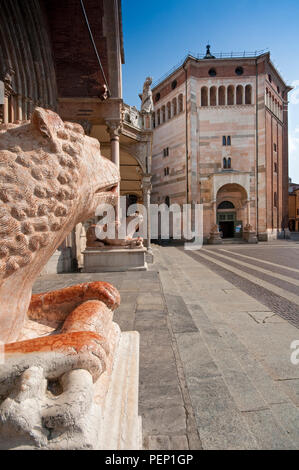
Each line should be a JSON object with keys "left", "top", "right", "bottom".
{"left": 245, "top": 84, "right": 252, "bottom": 104}
{"left": 210, "top": 86, "right": 217, "bottom": 106}
{"left": 218, "top": 201, "right": 235, "bottom": 210}
{"left": 167, "top": 101, "right": 171, "bottom": 119}
{"left": 162, "top": 105, "right": 166, "bottom": 123}
{"left": 236, "top": 85, "right": 243, "bottom": 105}
{"left": 216, "top": 183, "right": 248, "bottom": 208}
{"left": 0, "top": 0, "right": 57, "bottom": 122}
{"left": 216, "top": 183, "right": 248, "bottom": 238}
{"left": 178, "top": 94, "right": 183, "bottom": 113}
{"left": 201, "top": 87, "right": 208, "bottom": 106}
{"left": 120, "top": 150, "right": 143, "bottom": 199}
{"left": 227, "top": 85, "right": 234, "bottom": 105}
{"left": 172, "top": 97, "right": 177, "bottom": 116}
{"left": 218, "top": 86, "right": 225, "bottom": 105}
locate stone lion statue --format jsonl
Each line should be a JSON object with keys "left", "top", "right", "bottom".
{"left": 86, "top": 213, "right": 144, "bottom": 249}
{"left": 0, "top": 108, "right": 123, "bottom": 449}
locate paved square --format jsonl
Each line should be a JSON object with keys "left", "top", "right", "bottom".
{"left": 33, "top": 241, "right": 299, "bottom": 450}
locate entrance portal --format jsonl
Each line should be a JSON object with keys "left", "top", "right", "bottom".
{"left": 219, "top": 221, "right": 235, "bottom": 238}
{"left": 216, "top": 185, "right": 248, "bottom": 240}
{"left": 217, "top": 202, "right": 236, "bottom": 239}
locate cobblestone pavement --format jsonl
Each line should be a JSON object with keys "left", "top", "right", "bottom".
{"left": 33, "top": 241, "right": 299, "bottom": 449}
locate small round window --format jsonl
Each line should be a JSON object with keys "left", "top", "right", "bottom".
{"left": 171, "top": 80, "right": 177, "bottom": 90}
{"left": 208, "top": 68, "right": 217, "bottom": 77}
{"left": 235, "top": 67, "right": 244, "bottom": 76}
{"left": 155, "top": 92, "right": 161, "bottom": 102}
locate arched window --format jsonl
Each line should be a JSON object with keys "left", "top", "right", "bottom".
{"left": 165, "top": 196, "right": 170, "bottom": 207}
{"left": 157, "top": 109, "right": 161, "bottom": 126}
{"left": 218, "top": 201, "right": 235, "bottom": 210}
{"left": 201, "top": 87, "right": 208, "bottom": 106}
{"left": 218, "top": 86, "right": 225, "bottom": 106}
{"left": 167, "top": 102, "right": 171, "bottom": 120}
{"left": 172, "top": 97, "right": 177, "bottom": 116}
{"left": 236, "top": 85, "right": 243, "bottom": 105}
{"left": 227, "top": 136, "right": 231, "bottom": 146}
{"left": 178, "top": 94, "right": 183, "bottom": 113}
{"left": 227, "top": 85, "right": 234, "bottom": 105}
{"left": 210, "top": 87, "right": 217, "bottom": 106}
{"left": 153, "top": 112, "right": 156, "bottom": 128}
{"left": 245, "top": 85, "right": 252, "bottom": 104}
{"left": 222, "top": 136, "right": 227, "bottom": 146}
{"left": 162, "top": 105, "right": 166, "bottom": 123}
{"left": 223, "top": 158, "right": 227, "bottom": 169}
{"left": 228, "top": 157, "right": 232, "bottom": 169}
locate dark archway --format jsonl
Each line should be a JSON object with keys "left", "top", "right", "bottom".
{"left": 218, "top": 201, "right": 235, "bottom": 210}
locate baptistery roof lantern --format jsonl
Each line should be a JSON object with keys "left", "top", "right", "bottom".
{"left": 204, "top": 44, "right": 216, "bottom": 59}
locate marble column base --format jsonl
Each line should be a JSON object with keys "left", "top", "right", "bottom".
{"left": 208, "top": 231, "right": 223, "bottom": 245}
{"left": 243, "top": 231, "right": 258, "bottom": 244}
{"left": 83, "top": 247, "right": 147, "bottom": 272}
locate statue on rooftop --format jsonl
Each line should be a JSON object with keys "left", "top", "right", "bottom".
{"left": 141, "top": 76, "right": 154, "bottom": 114}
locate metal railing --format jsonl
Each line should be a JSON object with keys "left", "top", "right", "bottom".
{"left": 152, "top": 49, "right": 269, "bottom": 88}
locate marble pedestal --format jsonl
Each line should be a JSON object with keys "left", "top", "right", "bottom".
{"left": 83, "top": 247, "right": 147, "bottom": 272}
{"left": 243, "top": 230, "right": 258, "bottom": 244}
{"left": 0, "top": 331, "right": 142, "bottom": 450}
{"left": 208, "top": 231, "right": 223, "bottom": 245}
{"left": 100, "top": 331, "right": 142, "bottom": 450}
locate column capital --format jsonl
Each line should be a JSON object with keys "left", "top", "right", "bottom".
{"left": 141, "top": 174, "right": 152, "bottom": 194}
{"left": 105, "top": 119, "right": 122, "bottom": 138}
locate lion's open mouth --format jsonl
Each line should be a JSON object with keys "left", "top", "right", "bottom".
{"left": 95, "top": 184, "right": 118, "bottom": 195}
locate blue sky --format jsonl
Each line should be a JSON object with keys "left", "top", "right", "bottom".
{"left": 122, "top": 0, "right": 299, "bottom": 182}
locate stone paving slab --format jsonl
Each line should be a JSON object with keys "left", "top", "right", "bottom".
{"left": 32, "top": 242, "right": 299, "bottom": 450}
{"left": 155, "top": 245, "right": 299, "bottom": 449}
{"left": 33, "top": 269, "right": 199, "bottom": 450}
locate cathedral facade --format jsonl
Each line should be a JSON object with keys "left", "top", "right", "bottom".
{"left": 151, "top": 48, "right": 292, "bottom": 242}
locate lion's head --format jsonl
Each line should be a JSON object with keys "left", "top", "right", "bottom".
{"left": 0, "top": 108, "right": 119, "bottom": 280}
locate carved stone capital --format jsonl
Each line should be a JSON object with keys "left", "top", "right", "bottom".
{"left": 141, "top": 174, "right": 152, "bottom": 194}
{"left": 77, "top": 119, "right": 92, "bottom": 136}
{"left": 106, "top": 119, "right": 122, "bottom": 139}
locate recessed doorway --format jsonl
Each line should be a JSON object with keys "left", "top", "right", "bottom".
{"left": 219, "top": 220, "right": 235, "bottom": 238}
{"left": 217, "top": 202, "right": 236, "bottom": 239}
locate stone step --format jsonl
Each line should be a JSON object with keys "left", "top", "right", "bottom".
{"left": 290, "top": 232, "right": 299, "bottom": 241}
{"left": 222, "top": 238, "right": 246, "bottom": 244}
{"left": 158, "top": 247, "right": 299, "bottom": 449}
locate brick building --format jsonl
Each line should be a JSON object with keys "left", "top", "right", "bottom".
{"left": 151, "top": 46, "right": 292, "bottom": 242}
{"left": 0, "top": 0, "right": 153, "bottom": 270}
{"left": 289, "top": 179, "right": 299, "bottom": 232}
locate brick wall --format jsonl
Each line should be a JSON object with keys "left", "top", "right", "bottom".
{"left": 44, "top": 0, "right": 108, "bottom": 98}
